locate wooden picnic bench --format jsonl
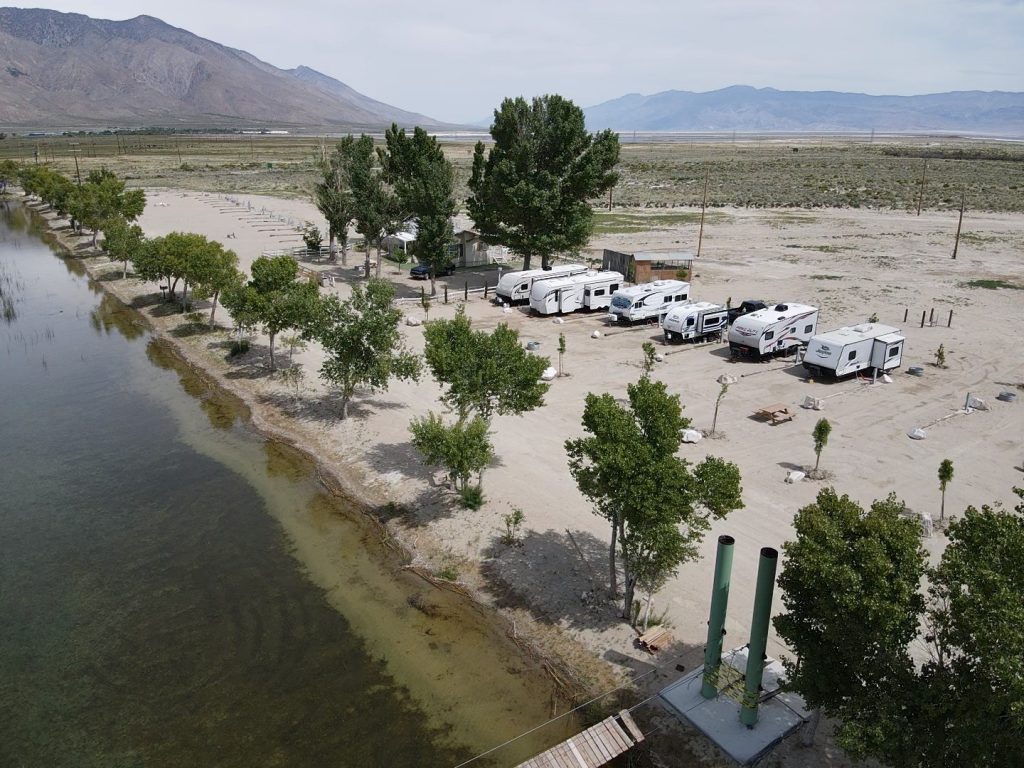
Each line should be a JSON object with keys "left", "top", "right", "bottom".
{"left": 755, "top": 402, "right": 794, "bottom": 425}
{"left": 637, "top": 625, "right": 674, "bottom": 653}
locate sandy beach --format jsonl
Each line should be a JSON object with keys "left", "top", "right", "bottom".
{"left": 30, "top": 188, "right": 1024, "bottom": 765}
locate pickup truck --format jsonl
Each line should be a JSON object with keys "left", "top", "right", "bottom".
{"left": 728, "top": 299, "right": 768, "bottom": 325}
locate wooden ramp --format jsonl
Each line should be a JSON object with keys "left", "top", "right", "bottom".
{"left": 516, "top": 710, "right": 644, "bottom": 768}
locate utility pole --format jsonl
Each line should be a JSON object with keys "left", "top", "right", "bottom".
{"left": 916, "top": 159, "right": 927, "bottom": 216}
{"left": 72, "top": 151, "right": 82, "bottom": 185}
{"left": 951, "top": 190, "right": 965, "bottom": 260}
{"left": 696, "top": 166, "right": 710, "bottom": 258}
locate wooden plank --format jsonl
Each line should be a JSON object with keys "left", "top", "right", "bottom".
{"left": 575, "top": 732, "right": 602, "bottom": 766}
{"left": 618, "top": 710, "right": 645, "bottom": 744}
{"left": 548, "top": 743, "right": 573, "bottom": 768}
{"left": 593, "top": 721, "right": 623, "bottom": 756}
{"left": 581, "top": 729, "right": 611, "bottom": 764}
{"left": 603, "top": 719, "right": 632, "bottom": 754}
{"left": 566, "top": 738, "right": 590, "bottom": 768}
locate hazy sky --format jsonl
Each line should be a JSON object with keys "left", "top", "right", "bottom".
{"left": 35, "top": 1, "right": 1024, "bottom": 122}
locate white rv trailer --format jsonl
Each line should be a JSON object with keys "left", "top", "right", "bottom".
{"left": 494, "top": 264, "right": 589, "bottom": 303}
{"left": 661, "top": 302, "right": 729, "bottom": 343}
{"left": 607, "top": 279, "right": 690, "bottom": 323}
{"left": 803, "top": 323, "right": 905, "bottom": 379}
{"left": 528, "top": 271, "right": 625, "bottom": 316}
{"left": 728, "top": 303, "right": 819, "bottom": 359}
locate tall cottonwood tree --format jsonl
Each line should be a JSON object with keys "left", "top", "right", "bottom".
{"left": 468, "top": 94, "right": 620, "bottom": 270}
{"left": 381, "top": 124, "right": 456, "bottom": 296}
{"left": 313, "top": 136, "right": 360, "bottom": 265}
{"left": 565, "top": 377, "right": 743, "bottom": 616}
{"left": 348, "top": 135, "right": 403, "bottom": 280}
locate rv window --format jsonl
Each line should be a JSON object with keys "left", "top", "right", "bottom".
{"left": 518, "top": 284, "right": 528, "bottom": 292}
{"left": 584, "top": 289, "right": 591, "bottom": 296}
{"left": 610, "top": 284, "right": 619, "bottom": 292}
{"left": 686, "top": 317, "right": 695, "bottom": 327}
{"left": 848, "top": 350, "right": 856, "bottom": 361}
{"left": 663, "top": 296, "right": 672, "bottom": 303}
{"left": 594, "top": 288, "right": 605, "bottom": 296}
{"left": 804, "top": 325, "right": 813, "bottom": 333}
{"left": 676, "top": 294, "right": 687, "bottom": 302}
{"left": 888, "top": 346, "right": 900, "bottom": 358}
{"left": 764, "top": 331, "right": 775, "bottom": 341}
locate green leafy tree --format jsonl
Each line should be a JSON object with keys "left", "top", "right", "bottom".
{"left": 382, "top": 124, "right": 457, "bottom": 296}
{"left": 72, "top": 169, "right": 146, "bottom": 246}
{"left": 301, "top": 223, "right": 323, "bottom": 256}
{"left": 189, "top": 243, "right": 243, "bottom": 328}
{"left": 812, "top": 417, "right": 832, "bottom": 474}
{"left": 558, "top": 332, "right": 566, "bottom": 376}
{"left": 565, "top": 377, "right": 743, "bottom": 615}
{"left": 409, "top": 413, "right": 493, "bottom": 492}
{"left": 303, "top": 278, "right": 420, "bottom": 418}
{"left": 934, "top": 343, "right": 946, "bottom": 368}
{"left": 938, "top": 458, "right": 954, "bottom": 520}
{"left": 641, "top": 341, "right": 657, "bottom": 376}
{"left": 422, "top": 307, "right": 548, "bottom": 422}
{"left": 222, "top": 254, "right": 319, "bottom": 370}
{"left": 468, "top": 94, "right": 620, "bottom": 270}
{"left": 774, "top": 488, "right": 927, "bottom": 750}
{"left": 314, "top": 136, "right": 360, "bottom": 264}
{"left": 348, "top": 134, "right": 403, "bottom": 280}
{"left": 100, "top": 217, "right": 145, "bottom": 279}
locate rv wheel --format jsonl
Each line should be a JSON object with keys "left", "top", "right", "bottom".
{"left": 664, "top": 331, "right": 675, "bottom": 342}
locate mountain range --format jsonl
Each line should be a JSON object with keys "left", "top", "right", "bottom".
{"left": 583, "top": 86, "right": 1024, "bottom": 135}
{"left": 0, "top": 7, "right": 446, "bottom": 129}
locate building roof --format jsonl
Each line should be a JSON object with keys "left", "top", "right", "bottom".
{"left": 632, "top": 251, "right": 694, "bottom": 262}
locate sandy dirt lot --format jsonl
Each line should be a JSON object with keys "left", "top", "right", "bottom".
{"left": 86, "top": 189, "right": 1024, "bottom": 764}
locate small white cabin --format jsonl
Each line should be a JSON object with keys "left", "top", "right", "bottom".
{"left": 494, "top": 264, "right": 589, "bottom": 303}
{"left": 661, "top": 302, "right": 729, "bottom": 343}
{"left": 804, "top": 324, "right": 905, "bottom": 379}
{"left": 728, "top": 303, "right": 819, "bottom": 359}
{"left": 607, "top": 280, "right": 690, "bottom": 323}
{"left": 529, "top": 271, "right": 625, "bottom": 316}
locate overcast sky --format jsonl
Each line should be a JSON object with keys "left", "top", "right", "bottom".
{"left": 35, "top": 0, "right": 1024, "bottom": 123}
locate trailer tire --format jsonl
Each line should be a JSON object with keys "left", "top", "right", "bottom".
{"left": 664, "top": 331, "right": 675, "bottom": 342}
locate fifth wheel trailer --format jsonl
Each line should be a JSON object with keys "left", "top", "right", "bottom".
{"left": 494, "top": 264, "right": 589, "bottom": 303}
{"left": 661, "top": 302, "right": 729, "bottom": 342}
{"left": 529, "top": 271, "right": 624, "bottom": 316}
{"left": 728, "top": 303, "right": 819, "bottom": 360}
{"left": 803, "top": 324, "right": 906, "bottom": 379}
{"left": 607, "top": 279, "right": 690, "bottom": 323}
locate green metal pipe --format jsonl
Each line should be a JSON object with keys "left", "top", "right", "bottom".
{"left": 740, "top": 547, "right": 779, "bottom": 727}
{"left": 701, "top": 535, "right": 735, "bottom": 698}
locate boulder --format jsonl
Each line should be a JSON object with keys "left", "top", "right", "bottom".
{"left": 681, "top": 429, "right": 703, "bottom": 444}
{"left": 785, "top": 470, "right": 806, "bottom": 484}
{"left": 405, "top": 316, "right": 422, "bottom": 327}
{"left": 540, "top": 367, "right": 558, "bottom": 381}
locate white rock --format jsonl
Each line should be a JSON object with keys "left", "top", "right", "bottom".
{"left": 802, "top": 396, "right": 824, "bottom": 410}
{"left": 541, "top": 367, "right": 558, "bottom": 381}
{"left": 785, "top": 470, "right": 806, "bottom": 484}
{"left": 967, "top": 395, "right": 988, "bottom": 411}
{"left": 591, "top": 330, "right": 602, "bottom": 339}
{"left": 681, "top": 429, "right": 703, "bottom": 444}
{"left": 654, "top": 353, "right": 665, "bottom": 363}
{"left": 908, "top": 427, "right": 927, "bottom": 440}
{"left": 717, "top": 374, "right": 739, "bottom": 385}
{"left": 881, "top": 374, "right": 893, "bottom": 384}
{"left": 405, "top": 316, "right": 422, "bottom": 327}
{"left": 552, "top": 317, "right": 565, "bottom": 324}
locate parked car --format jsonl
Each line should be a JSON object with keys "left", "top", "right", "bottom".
{"left": 727, "top": 299, "right": 768, "bottom": 325}
{"left": 410, "top": 262, "right": 455, "bottom": 279}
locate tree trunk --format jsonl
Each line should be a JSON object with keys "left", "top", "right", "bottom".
{"left": 92, "top": 229, "right": 98, "bottom": 247}
{"left": 169, "top": 277, "right": 180, "bottom": 300}
{"left": 328, "top": 228, "right": 337, "bottom": 262}
{"left": 430, "top": 275, "right": 437, "bottom": 297}
{"left": 608, "top": 515, "right": 619, "bottom": 597}
{"left": 941, "top": 488, "right": 946, "bottom": 520}
{"left": 541, "top": 254, "right": 550, "bottom": 270}
{"left": 208, "top": 290, "right": 220, "bottom": 328}
{"left": 522, "top": 252, "right": 533, "bottom": 271}
{"left": 622, "top": 571, "right": 637, "bottom": 622}
{"left": 364, "top": 246, "right": 371, "bottom": 281}
{"left": 122, "top": 260, "right": 128, "bottom": 280}
{"left": 340, "top": 394, "right": 350, "bottom": 419}
{"left": 341, "top": 239, "right": 348, "bottom": 267}
{"left": 712, "top": 400, "right": 722, "bottom": 434}
{"left": 814, "top": 451, "right": 821, "bottom": 473}
{"left": 180, "top": 281, "right": 189, "bottom": 312}
{"left": 375, "top": 243, "right": 382, "bottom": 279}
{"left": 801, "top": 707, "right": 822, "bottom": 747}
{"left": 268, "top": 331, "right": 277, "bottom": 370}
{"left": 642, "top": 592, "right": 653, "bottom": 631}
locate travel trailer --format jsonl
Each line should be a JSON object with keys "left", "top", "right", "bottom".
{"left": 661, "top": 302, "right": 729, "bottom": 343}
{"left": 728, "top": 303, "right": 819, "bottom": 359}
{"left": 529, "top": 271, "right": 625, "bottom": 316}
{"left": 607, "top": 280, "right": 690, "bottom": 323}
{"left": 494, "top": 264, "right": 589, "bottom": 303}
{"left": 803, "top": 324, "right": 906, "bottom": 379}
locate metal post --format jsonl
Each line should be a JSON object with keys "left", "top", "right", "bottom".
{"left": 701, "top": 535, "right": 736, "bottom": 698}
{"left": 464, "top": 281, "right": 468, "bottom": 300}
{"left": 444, "top": 286, "right": 448, "bottom": 304}
{"left": 740, "top": 547, "right": 779, "bottom": 727}
{"left": 903, "top": 308, "right": 908, "bottom": 323}
{"left": 920, "top": 311, "right": 926, "bottom": 328}
{"left": 484, "top": 281, "right": 489, "bottom": 298}
{"left": 929, "top": 308, "right": 935, "bottom": 326}
{"left": 948, "top": 309, "right": 953, "bottom": 328}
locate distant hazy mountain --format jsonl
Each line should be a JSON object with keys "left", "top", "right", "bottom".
{"left": 584, "top": 85, "right": 1024, "bottom": 135}
{"left": 0, "top": 7, "right": 447, "bottom": 129}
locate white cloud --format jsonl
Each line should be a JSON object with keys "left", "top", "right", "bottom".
{"left": 33, "top": 0, "right": 1024, "bottom": 122}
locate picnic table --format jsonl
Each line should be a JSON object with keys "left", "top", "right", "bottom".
{"left": 755, "top": 403, "right": 794, "bottom": 425}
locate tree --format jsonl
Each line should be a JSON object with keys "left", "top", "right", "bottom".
{"left": 934, "top": 343, "right": 946, "bottom": 368}
{"left": 641, "top": 341, "right": 657, "bottom": 375}
{"left": 381, "top": 124, "right": 457, "bottom": 296}
{"left": 468, "top": 94, "right": 620, "bottom": 270}
{"left": 422, "top": 307, "right": 548, "bottom": 423}
{"left": 189, "top": 243, "right": 243, "bottom": 328}
{"left": 812, "top": 417, "right": 832, "bottom": 474}
{"left": 72, "top": 169, "right": 146, "bottom": 246}
{"left": 558, "top": 332, "right": 566, "bottom": 377}
{"left": 100, "top": 217, "right": 145, "bottom": 279}
{"left": 221, "top": 254, "right": 319, "bottom": 370}
{"left": 303, "top": 278, "right": 420, "bottom": 418}
{"left": 565, "top": 377, "right": 743, "bottom": 616}
{"left": 313, "top": 136, "right": 360, "bottom": 265}
{"left": 348, "top": 134, "right": 403, "bottom": 280}
{"left": 420, "top": 289, "right": 431, "bottom": 321}
{"left": 711, "top": 378, "right": 730, "bottom": 436}
{"left": 409, "top": 413, "right": 493, "bottom": 492}
{"left": 774, "top": 489, "right": 927, "bottom": 753}
{"left": 301, "top": 223, "right": 323, "bottom": 256}
{"left": 938, "top": 458, "right": 954, "bottom": 520}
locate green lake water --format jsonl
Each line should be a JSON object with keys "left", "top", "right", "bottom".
{"left": 0, "top": 202, "right": 571, "bottom": 767}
